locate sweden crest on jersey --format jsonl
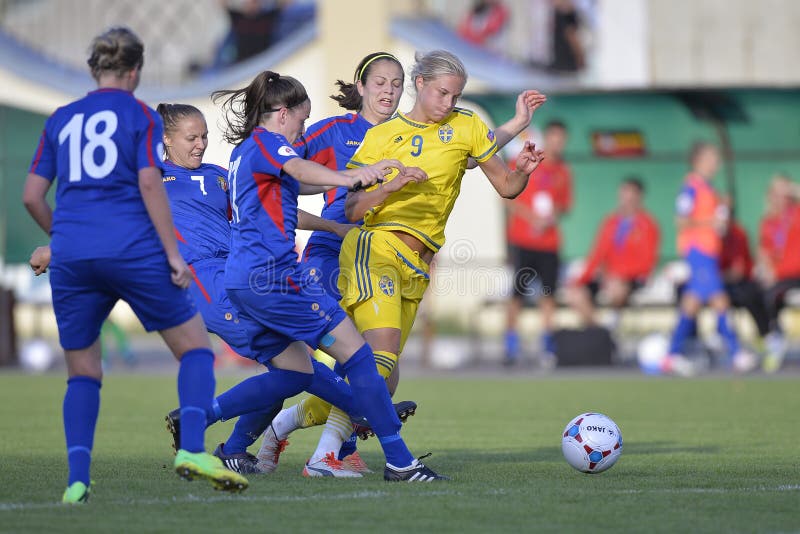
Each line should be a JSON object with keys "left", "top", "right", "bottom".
{"left": 379, "top": 275, "right": 395, "bottom": 296}
{"left": 438, "top": 123, "right": 454, "bottom": 144}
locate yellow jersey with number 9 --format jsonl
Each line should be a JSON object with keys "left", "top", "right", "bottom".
{"left": 347, "top": 108, "right": 497, "bottom": 252}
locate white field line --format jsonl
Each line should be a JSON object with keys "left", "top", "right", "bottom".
{"left": 3, "top": 485, "right": 800, "bottom": 512}
{"left": 0, "top": 489, "right": 462, "bottom": 512}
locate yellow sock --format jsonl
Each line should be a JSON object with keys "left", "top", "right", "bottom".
{"left": 298, "top": 396, "right": 333, "bottom": 429}
{"left": 373, "top": 350, "right": 398, "bottom": 379}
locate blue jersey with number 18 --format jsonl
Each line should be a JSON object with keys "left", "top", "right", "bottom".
{"left": 29, "top": 88, "right": 165, "bottom": 262}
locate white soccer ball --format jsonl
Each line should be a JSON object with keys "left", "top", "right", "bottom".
{"left": 561, "top": 412, "right": 623, "bottom": 474}
{"left": 20, "top": 339, "right": 56, "bottom": 373}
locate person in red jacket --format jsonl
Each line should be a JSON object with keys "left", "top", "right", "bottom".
{"left": 757, "top": 174, "right": 800, "bottom": 371}
{"left": 504, "top": 120, "right": 572, "bottom": 365}
{"left": 457, "top": 0, "right": 509, "bottom": 53}
{"left": 567, "top": 177, "right": 659, "bottom": 329}
{"left": 718, "top": 216, "right": 769, "bottom": 342}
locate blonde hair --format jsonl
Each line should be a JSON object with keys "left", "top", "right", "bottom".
{"left": 409, "top": 50, "right": 466, "bottom": 91}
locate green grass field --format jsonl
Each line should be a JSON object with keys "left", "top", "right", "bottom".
{"left": 1, "top": 372, "right": 798, "bottom": 533}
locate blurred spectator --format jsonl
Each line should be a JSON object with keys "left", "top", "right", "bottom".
{"left": 457, "top": 0, "right": 509, "bottom": 54}
{"left": 504, "top": 120, "right": 572, "bottom": 366}
{"left": 757, "top": 174, "right": 800, "bottom": 372}
{"left": 567, "top": 177, "right": 659, "bottom": 330}
{"left": 550, "top": 0, "right": 585, "bottom": 73}
{"left": 666, "top": 142, "right": 749, "bottom": 372}
{"left": 216, "top": 0, "right": 281, "bottom": 67}
{"left": 718, "top": 215, "right": 770, "bottom": 343}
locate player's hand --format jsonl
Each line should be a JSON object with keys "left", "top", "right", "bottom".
{"left": 373, "top": 159, "right": 407, "bottom": 176}
{"left": 29, "top": 245, "right": 51, "bottom": 276}
{"left": 168, "top": 254, "right": 193, "bottom": 289}
{"left": 514, "top": 141, "right": 545, "bottom": 175}
{"left": 348, "top": 166, "right": 386, "bottom": 191}
{"left": 382, "top": 166, "right": 428, "bottom": 194}
{"left": 514, "top": 90, "right": 547, "bottom": 125}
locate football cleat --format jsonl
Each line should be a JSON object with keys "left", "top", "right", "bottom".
{"left": 341, "top": 451, "right": 372, "bottom": 473}
{"left": 165, "top": 408, "right": 181, "bottom": 454}
{"left": 302, "top": 452, "right": 362, "bottom": 478}
{"left": 213, "top": 443, "right": 262, "bottom": 475}
{"left": 255, "top": 426, "right": 290, "bottom": 474}
{"left": 384, "top": 454, "right": 448, "bottom": 482}
{"left": 62, "top": 481, "right": 91, "bottom": 504}
{"left": 351, "top": 400, "right": 418, "bottom": 440}
{"left": 174, "top": 449, "right": 249, "bottom": 492}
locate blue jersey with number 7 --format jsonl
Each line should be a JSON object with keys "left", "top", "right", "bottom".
{"left": 29, "top": 88, "right": 165, "bottom": 262}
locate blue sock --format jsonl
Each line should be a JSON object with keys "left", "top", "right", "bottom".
{"left": 717, "top": 312, "right": 740, "bottom": 360}
{"left": 307, "top": 359, "right": 358, "bottom": 416}
{"left": 332, "top": 361, "right": 346, "bottom": 378}
{"left": 224, "top": 402, "right": 282, "bottom": 455}
{"left": 178, "top": 348, "right": 215, "bottom": 453}
{"left": 338, "top": 432, "right": 358, "bottom": 460}
{"left": 214, "top": 368, "right": 312, "bottom": 423}
{"left": 63, "top": 376, "right": 101, "bottom": 486}
{"left": 504, "top": 330, "right": 520, "bottom": 359}
{"left": 669, "top": 314, "right": 695, "bottom": 355}
{"left": 343, "top": 344, "right": 414, "bottom": 468}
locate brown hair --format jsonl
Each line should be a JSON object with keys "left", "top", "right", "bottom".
{"left": 330, "top": 52, "right": 403, "bottom": 111}
{"left": 212, "top": 70, "right": 308, "bottom": 145}
{"left": 156, "top": 103, "right": 204, "bottom": 136}
{"left": 87, "top": 27, "right": 144, "bottom": 80}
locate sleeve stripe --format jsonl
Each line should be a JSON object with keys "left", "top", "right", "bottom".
{"left": 474, "top": 142, "right": 498, "bottom": 162}
{"left": 29, "top": 130, "right": 47, "bottom": 173}
{"left": 347, "top": 159, "right": 366, "bottom": 168}
{"left": 137, "top": 100, "right": 157, "bottom": 167}
{"left": 254, "top": 134, "right": 293, "bottom": 170}
{"left": 303, "top": 115, "right": 357, "bottom": 145}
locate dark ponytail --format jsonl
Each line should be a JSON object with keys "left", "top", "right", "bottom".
{"left": 212, "top": 70, "right": 308, "bottom": 145}
{"left": 330, "top": 52, "right": 403, "bottom": 111}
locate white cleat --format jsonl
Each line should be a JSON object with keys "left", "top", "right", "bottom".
{"left": 302, "top": 452, "right": 363, "bottom": 478}
{"left": 256, "top": 426, "right": 289, "bottom": 474}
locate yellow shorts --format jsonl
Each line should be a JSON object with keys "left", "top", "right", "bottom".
{"left": 338, "top": 228, "right": 430, "bottom": 351}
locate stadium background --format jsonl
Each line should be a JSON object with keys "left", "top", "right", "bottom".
{"left": 1, "top": 0, "right": 799, "bottom": 360}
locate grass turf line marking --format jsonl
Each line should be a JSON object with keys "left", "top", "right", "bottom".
{"left": 0, "top": 489, "right": 462, "bottom": 512}
{"left": 4, "top": 485, "right": 800, "bottom": 512}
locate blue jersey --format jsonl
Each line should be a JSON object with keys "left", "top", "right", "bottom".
{"left": 162, "top": 160, "right": 231, "bottom": 265}
{"left": 225, "top": 127, "right": 302, "bottom": 289}
{"left": 29, "top": 88, "right": 165, "bottom": 262}
{"left": 296, "top": 113, "right": 372, "bottom": 251}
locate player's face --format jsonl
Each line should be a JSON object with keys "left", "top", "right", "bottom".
{"left": 414, "top": 74, "right": 465, "bottom": 123}
{"left": 544, "top": 126, "right": 567, "bottom": 159}
{"left": 618, "top": 183, "right": 640, "bottom": 210}
{"left": 694, "top": 146, "right": 720, "bottom": 178}
{"left": 165, "top": 114, "right": 208, "bottom": 169}
{"left": 284, "top": 100, "right": 311, "bottom": 144}
{"left": 359, "top": 60, "right": 404, "bottom": 124}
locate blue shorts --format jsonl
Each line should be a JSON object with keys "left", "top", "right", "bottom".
{"left": 303, "top": 243, "right": 341, "bottom": 300}
{"left": 189, "top": 258, "right": 252, "bottom": 356}
{"left": 226, "top": 273, "right": 348, "bottom": 364}
{"left": 49, "top": 255, "right": 197, "bottom": 350}
{"left": 684, "top": 248, "right": 725, "bottom": 302}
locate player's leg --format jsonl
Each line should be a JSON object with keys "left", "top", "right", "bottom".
{"left": 567, "top": 282, "right": 596, "bottom": 327}
{"left": 536, "top": 250, "right": 561, "bottom": 361}
{"left": 762, "top": 279, "right": 799, "bottom": 372}
{"left": 504, "top": 245, "right": 525, "bottom": 364}
{"left": 49, "top": 259, "right": 115, "bottom": 503}
{"left": 604, "top": 276, "right": 634, "bottom": 332}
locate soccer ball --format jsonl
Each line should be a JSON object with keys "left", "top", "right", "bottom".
{"left": 561, "top": 413, "right": 623, "bottom": 474}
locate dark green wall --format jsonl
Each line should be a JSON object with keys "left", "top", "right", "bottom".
{"left": 468, "top": 89, "right": 800, "bottom": 262}
{"left": 1, "top": 105, "right": 51, "bottom": 264}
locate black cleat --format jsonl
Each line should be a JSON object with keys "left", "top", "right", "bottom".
{"left": 352, "top": 400, "right": 417, "bottom": 441}
{"left": 212, "top": 443, "right": 262, "bottom": 475}
{"left": 165, "top": 408, "right": 180, "bottom": 454}
{"left": 384, "top": 454, "right": 448, "bottom": 482}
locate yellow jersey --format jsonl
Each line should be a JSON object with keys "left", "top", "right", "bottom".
{"left": 347, "top": 108, "right": 497, "bottom": 252}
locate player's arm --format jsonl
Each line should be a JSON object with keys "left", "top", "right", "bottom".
{"left": 576, "top": 220, "right": 613, "bottom": 285}
{"left": 284, "top": 158, "right": 388, "bottom": 191}
{"left": 22, "top": 173, "right": 54, "bottom": 235}
{"left": 297, "top": 209, "right": 356, "bottom": 238}
{"left": 299, "top": 159, "right": 408, "bottom": 195}
{"left": 466, "top": 90, "right": 546, "bottom": 170}
{"left": 344, "top": 167, "right": 428, "bottom": 222}
{"left": 480, "top": 141, "right": 544, "bottom": 199}
{"left": 139, "top": 167, "right": 192, "bottom": 289}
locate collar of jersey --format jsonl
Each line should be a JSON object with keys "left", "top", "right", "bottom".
{"left": 89, "top": 87, "right": 131, "bottom": 95}
{"left": 397, "top": 112, "right": 435, "bottom": 129}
